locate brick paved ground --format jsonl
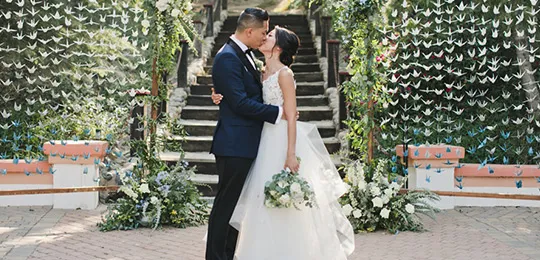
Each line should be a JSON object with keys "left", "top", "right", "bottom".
{"left": 0, "top": 205, "right": 538, "bottom": 260}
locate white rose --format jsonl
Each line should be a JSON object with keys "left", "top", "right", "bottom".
{"left": 357, "top": 179, "right": 366, "bottom": 191}
{"left": 270, "top": 190, "right": 277, "bottom": 197}
{"left": 372, "top": 197, "right": 383, "bottom": 208}
{"left": 342, "top": 204, "right": 353, "bottom": 216}
{"left": 156, "top": 0, "right": 169, "bottom": 12}
{"left": 381, "top": 195, "right": 389, "bottom": 205}
{"left": 390, "top": 182, "right": 400, "bottom": 191}
{"left": 140, "top": 183, "right": 150, "bottom": 193}
{"left": 120, "top": 186, "right": 138, "bottom": 200}
{"left": 141, "top": 19, "right": 150, "bottom": 28}
{"left": 384, "top": 188, "right": 393, "bottom": 197}
{"left": 352, "top": 209, "right": 362, "bottom": 219}
{"left": 278, "top": 194, "right": 291, "bottom": 205}
{"left": 405, "top": 203, "right": 415, "bottom": 214}
{"left": 277, "top": 181, "right": 288, "bottom": 189}
{"left": 171, "top": 8, "right": 181, "bottom": 17}
{"left": 380, "top": 208, "right": 390, "bottom": 219}
{"left": 150, "top": 196, "right": 159, "bottom": 205}
{"left": 370, "top": 186, "right": 381, "bottom": 196}
{"left": 290, "top": 182, "right": 301, "bottom": 193}
{"left": 292, "top": 193, "right": 304, "bottom": 204}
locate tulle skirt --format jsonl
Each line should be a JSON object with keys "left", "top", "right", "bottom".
{"left": 230, "top": 121, "right": 355, "bottom": 260}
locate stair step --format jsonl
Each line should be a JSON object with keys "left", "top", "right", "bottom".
{"left": 179, "top": 119, "right": 336, "bottom": 137}
{"left": 181, "top": 105, "right": 333, "bottom": 121}
{"left": 197, "top": 72, "right": 322, "bottom": 85}
{"left": 222, "top": 16, "right": 309, "bottom": 25}
{"left": 190, "top": 81, "right": 325, "bottom": 96}
{"left": 217, "top": 31, "right": 312, "bottom": 39}
{"left": 204, "top": 62, "right": 319, "bottom": 74}
{"left": 187, "top": 94, "right": 328, "bottom": 106}
{"left": 211, "top": 48, "right": 316, "bottom": 57}
{"left": 161, "top": 151, "right": 344, "bottom": 177}
{"left": 214, "top": 40, "right": 314, "bottom": 49}
{"left": 168, "top": 135, "right": 340, "bottom": 154}
{"left": 207, "top": 54, "right": 318, "bottom": 65}
{"left": 220, "top": 24, "right": 311, "bottom": 32}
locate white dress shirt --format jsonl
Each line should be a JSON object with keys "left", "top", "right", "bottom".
{"left": 229, "top": 35, "right": 283, "bottom": 124}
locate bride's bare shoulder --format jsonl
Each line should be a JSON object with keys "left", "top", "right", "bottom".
{"left": 277, "top": 67, "right": 295, "bottom": 87}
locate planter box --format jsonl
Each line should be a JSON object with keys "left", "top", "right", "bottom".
{"left": 0, "top": 141, "right": 109, "bottom": 209}
{"left": 396, "top": 144, "right": 540, "bottom": 209}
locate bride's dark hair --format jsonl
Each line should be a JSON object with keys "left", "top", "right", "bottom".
{"left": 271, "top": 26, "right": 300, "bottom": 67}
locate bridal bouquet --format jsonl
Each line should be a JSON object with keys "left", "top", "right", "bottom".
{"left": 264, "top": 158, "right": 316, "bottom": 210}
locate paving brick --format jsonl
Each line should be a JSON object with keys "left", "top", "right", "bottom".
{"left": 1, "top": 206, "right": 539, "bottom": 259}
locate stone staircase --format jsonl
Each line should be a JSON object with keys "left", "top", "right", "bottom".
{"left": 161, "top": 15, "right": 339, "bottom": 196}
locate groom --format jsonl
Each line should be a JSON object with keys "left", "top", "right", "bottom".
{"left": 206, "top": 7, "right": 283, "bottom": 260}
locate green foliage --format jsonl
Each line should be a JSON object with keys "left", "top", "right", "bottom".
{"left": 98, "top": 144, "right": 209, "bottom": 231}
{"left": 263, "top": 166, "right": 316, "bottom": 210}
{"left": 340, "top": 159, "right": 440, "bottom": 233}
{"left": 321, "top": 0, "right": 391, "bottom": 160}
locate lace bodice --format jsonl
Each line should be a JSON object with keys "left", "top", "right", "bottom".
{"left": 262, "top": 67, "right": 295, "bottom": 106}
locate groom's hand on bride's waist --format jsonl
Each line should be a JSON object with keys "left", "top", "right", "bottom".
{"left": 211, "top": 88, "right": 223, "bottom": 105}
{"left": 282, "top": 110, "right": 300, "bottom": 120}
{"left": 211, "top": 88, "right": 299, "bottom": 120}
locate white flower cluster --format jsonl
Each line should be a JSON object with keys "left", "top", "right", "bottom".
{"left": 341, "top": 159, "right": 416, "bottom": 224}
{"left": 155, "top": 0, "right": 192, "bottom": 16}
{"left": 264, "top": 169, "right": 316, "bottom": 210}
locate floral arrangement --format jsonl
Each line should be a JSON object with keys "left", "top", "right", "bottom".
{"left": 264, "top": 159, "right": 317, "bottom": 210}
{"left": 98, "top": 159, "right": 209, "bottom": 231}
{"left": 340, "top": 159, "right": 439, "bottom": 233}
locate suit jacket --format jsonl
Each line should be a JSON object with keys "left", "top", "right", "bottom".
{"left": 209, "top": 39, "right": 279, "bottom": 159}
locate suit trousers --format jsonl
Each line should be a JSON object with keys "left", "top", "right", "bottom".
{"left": 205, "top": 156, "right": 254, "bottom": 260}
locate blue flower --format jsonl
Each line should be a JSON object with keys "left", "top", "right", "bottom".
{"left": 155, "top": 171, "right": 168, "bottom": 186}
{"left": 159, "top": 185, "right": 171, "bottom": 196}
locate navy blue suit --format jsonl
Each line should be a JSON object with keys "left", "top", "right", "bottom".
{"left": 206, "top": 39, "right": 279, "bottom": 260}
{"left": 210, "top": 41, "right": 279, "bottom": 158}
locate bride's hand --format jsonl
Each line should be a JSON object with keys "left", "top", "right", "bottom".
{"left": 284, "top": 155, "right": 300, "bottom": 174}
{"left": 281, "top": 110, "right": 300, "bottom": 120}
{"left": 211, "top": 88, "right": 223, "bottom": 105}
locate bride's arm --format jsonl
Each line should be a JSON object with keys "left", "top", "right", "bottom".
{"left": 278, "top": 68, "right": 300, "bottom": 173}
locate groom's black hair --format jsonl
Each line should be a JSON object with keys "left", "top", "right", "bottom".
{"left": 236, "top": 8, "right": 269, "bottom": 32}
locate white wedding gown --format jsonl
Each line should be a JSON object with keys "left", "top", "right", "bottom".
{"left": 229, "top": 67, "right": 355, "bottom": 260}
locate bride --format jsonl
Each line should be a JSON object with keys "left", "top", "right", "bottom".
{"left": 212, "top": 26, "right": 354, "bottom": 259}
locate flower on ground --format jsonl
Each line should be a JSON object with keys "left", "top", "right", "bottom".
{"left": 140, "top": 183, "right": 150, "bottom": 193}
{"left": 120, "top": 186, "right": 138, "bottom": 200}
{"left": 380, "top": 208, "right": 390, "bottom": 219}
{"left": 352, "top": 209, "right": 362, "bottom": 218}
{"left": 171, "top": 8, "right": 181, "bottom": 17}
{"left": 342, "top": 204, "right": 354, "bottom": 216}
{"left": 405, "top": 203, "right": 415, "bottom": 214}
{"left": 370, "top": 186, "right": 381, "bottom": 196}
{"left": 156, "top": 171, "right": 168, "bottom": 185}
{"left": 141, "top": 19, "right": 150, "bottom": 28}
{"left": 156, "top": 0, "right": 169, "bottom": 12}
{"left": 372, "top": 197, "right": 383, "bottom": 208}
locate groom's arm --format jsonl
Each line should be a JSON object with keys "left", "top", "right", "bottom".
{"left": 213, "top": 52, "right": 280, "bottom": 124}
